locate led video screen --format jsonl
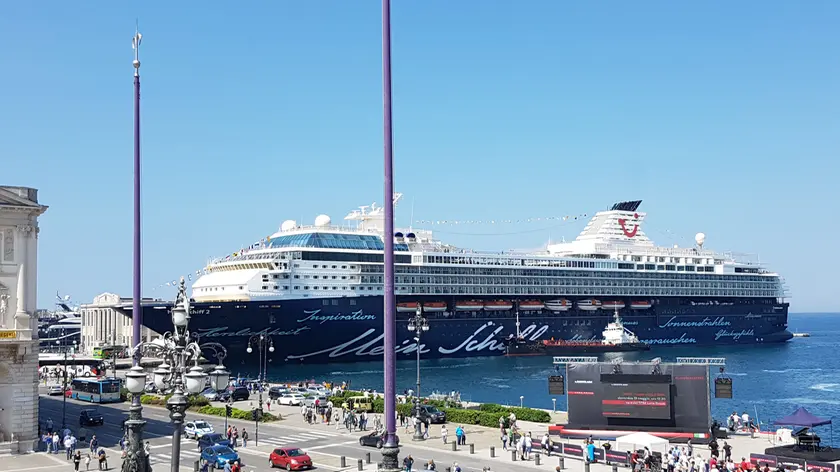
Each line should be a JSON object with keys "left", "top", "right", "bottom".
{"left": 602, "top": 383, "right": 672, "bottom": 419}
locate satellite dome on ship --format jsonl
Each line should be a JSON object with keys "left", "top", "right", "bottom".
{"left": 314, "top": 214, "right": 332, "bottom": 227}
{"left": 280, "top": 220, "right": 297, "bottom": 232}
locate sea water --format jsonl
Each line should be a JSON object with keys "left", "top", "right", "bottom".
{"left": 262, "top": 313, "right": 840, "bottom": 443}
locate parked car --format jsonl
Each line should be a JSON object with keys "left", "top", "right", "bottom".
{"left": 198, "top": 433, "right": 232, "bottom": 451}
{"left": 201, "top": 445, "right": 240, "bottom": 469}
{"left": 302, "top": 396, "right": 328, "bottom": 408}
{"left": 201, "top": 388, "right": 221, "bottom": 402}
{"left": 216, "top": 391, "right": 232, "bottom": 403}
{"left": 184, "top": 420, "right": 214, "bottom": 439}
{"left": 268, "top": 387, "right": 288, "bottom": 400}
{"left": 359, "top": 432, "right": 398, "bottom": 448}
{"left": 269, "top": 447, "right": 313, "bottom": 470}
{"left": 79, "top": 409, "right": 104, "bottom": 427}
{"left": 278, "top": 393, "right": 305, "bottom": 406}
{"left": 227, "top": 386, "right": 250, "bottom": 402}
{"left": 418, "top": 405, "right": 446, "bottom": 424}
{"left": 48, "top": 385, "right": 64, "bottom": 396}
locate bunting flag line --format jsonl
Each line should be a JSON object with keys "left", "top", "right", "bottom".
{"left": 413, "top": 212, "right": 589, "bottom": 226}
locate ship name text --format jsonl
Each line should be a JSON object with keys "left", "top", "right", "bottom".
{"left": 297, "top": 309, "right": 377, "bottom": 324}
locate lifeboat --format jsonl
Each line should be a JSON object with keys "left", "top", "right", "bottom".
{"left": 602, "top": 301, "right": 626, "bottom": 310}
{"left": 577, "top": 299, "right": 602, "bottom": 311}
{"left": 455, "top": 300, "right": 484, "bottom": 311}
{"left": 397, "top": 302, "right": 420, "bottom": 313}
{"left": 631, "top": 300, "right": 653, "bottom": 310}
{"left": 519, "top": 300, "right": 545, "bottom": 311}
{"left": 423, "top": 302, "right": 447, "bottom": 312}
{"left": 484, "top": 300, "right": 514, "bottom": 311}
{"left": 545, "top": 299, "right": 571, "bottom": 312}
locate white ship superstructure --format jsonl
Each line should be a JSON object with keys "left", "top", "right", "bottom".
{"left": 190, "top": 198, "right": 788, "bottom": 307}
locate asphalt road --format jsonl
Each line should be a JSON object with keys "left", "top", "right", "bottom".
{"left": 38, "top": 391, "right": 354, "bottom": 472}
{"left": 39, "top": 388, "right": 531, "bottom": 472}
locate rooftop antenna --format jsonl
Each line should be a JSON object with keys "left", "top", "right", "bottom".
{"left": 409, "top": 196, "right": 415, "bottom": 232}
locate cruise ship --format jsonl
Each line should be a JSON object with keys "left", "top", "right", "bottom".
{"left": 128, "top": 196, "right": 791, "bottom": 365}
{"left": 39, "top": 293, "right": 82, "bottom": 351}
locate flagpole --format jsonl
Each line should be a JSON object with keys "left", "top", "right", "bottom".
{"left": 380, "top": 0, "right": 400, "bottom": 470}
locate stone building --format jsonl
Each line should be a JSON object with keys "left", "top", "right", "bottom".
{"left": 80, "top": 293, "right": 158, "bottom": 355}
{"left": 0, "top": 186, "right": 47, "bottom": 453}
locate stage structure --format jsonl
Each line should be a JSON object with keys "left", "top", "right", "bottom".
{"left": 550, "top": 356, "right": 726, "bottom": 439}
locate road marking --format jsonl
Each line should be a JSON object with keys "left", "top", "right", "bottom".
{"left": 307, "top": 441, "right": 358, "bottom": 451}
{"left": 41, "top": 454, "right": 68, "bottom": 466}
{"left": 2, "top": 465, "right": 68, "bottom": 472}
{"left": 295, "top": 433, "right": 329, "bottom": 440}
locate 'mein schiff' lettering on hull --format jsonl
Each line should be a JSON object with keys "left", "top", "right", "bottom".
{"left": 286, "top": 322, "right": 551, "bottom": 360}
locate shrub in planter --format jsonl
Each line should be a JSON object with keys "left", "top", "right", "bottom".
{"left": 441, "top": 408, "right": 480, "bottom": 425}
{"left": 478, "top": 403, "right": 508, "bottom": 414}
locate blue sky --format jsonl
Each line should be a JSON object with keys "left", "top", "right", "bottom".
{"left": 2, "top": 1, "right": 838, "bottom": 312}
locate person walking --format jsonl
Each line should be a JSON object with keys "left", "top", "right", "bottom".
{"left": 241, "top": 429, "right": 248, "bottom": 448}
{"left": 89, "top": 436, "right": 98, "bottom": 453}
{"left": 84, "top": 453, "right": 91, "bottom": 471}
{"left": 73, "top": 450, "right": 82, "bottom": 471}
{"left": 455, "top": 426, "right": 464, "bottom": 446}
{"left": 441, "top": 425, "right": 448, "bottom": 444}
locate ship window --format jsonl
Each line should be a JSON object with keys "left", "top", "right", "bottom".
{"left": 350, "top": 300, "right": 356, "bottom": 305}
{"left": 331, "top": 299, "right": 338, "bottom": 305}
{"left": 332, "top": 265, "right": 337, "bottom": 269}
{"left": 342, "top": 265, "right": 347, "bottom": 269}
{"left": 239, "top": 286, "right": 244, "bottom": 289}
{"left": 294, "top": 286, "right": 300, "bottom": 289}
{"left": 313, "top": 275, "right": 319, "bottom": 279}
{"left": 261, "top": 286, "right": 267, "bottom": 290}
{"left": 304, "top": 286, "right": 309, "bottom": 289}
{"left": 273, "top": 275, "right": 279, "bottom": 279}
{"left": 332, "top": 287, "right": 337, "bottom": 290}
{"left": 323, "top": 299, "right": 329, "bottom": 306}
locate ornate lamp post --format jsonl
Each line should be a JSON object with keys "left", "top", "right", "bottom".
{"left": 125, "top": 278, "right": 230, "bottom": 472}
{"left": 247, "top": 335, "right": 274, "bottom": 446}
{"left": 247, "top": 334, "right": 274, "bottom": 384}
{"left": 407, "top": 304, "right": 428, "bottom": 441}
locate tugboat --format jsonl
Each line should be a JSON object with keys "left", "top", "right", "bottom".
{"left": 504, "top": 306, "right": 650, "bottom": 356}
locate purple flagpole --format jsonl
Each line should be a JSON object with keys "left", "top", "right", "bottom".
{"left": 132, "top": 30, "right": 142, "bottom": 356}
{"left": 380, "top": 0, "right": 400, "bottom": 469}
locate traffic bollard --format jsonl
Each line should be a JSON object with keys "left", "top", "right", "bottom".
{"left": 613, "top": 465, "right": 619, "bottom": 472}
{"left": 357, "top": 459, "right": 363, "bottom": 471}
{"left": 365, "top": 452, "right": 371, "bottom": 464}
{"left": 558, "top": 456, "right": 565, "bottom": 469}
{"left": 193, "top": 460, "right": 199, "bottom": 472}
{"left": 445, "top": 468, "right": 451, "bottom": 472}
{"left": 535, "top": 453, "right": 541, "bottom": 465}
{"left": 511, "top": 450, "right": 517, "bottom": 461}
{"left": 469, "top": 443, "right": 475, "bottom": 454}
{"left": 340, "top": 457, "right": 346, "bottom": 468}
{"left": 585, "top": 461, "right": 591, "bottom": 472}
{"left": 451, "top": 441, "right": 457, "bottom": 451}
{"left": 490, "top": 446, "right": 495, "bottom": 458}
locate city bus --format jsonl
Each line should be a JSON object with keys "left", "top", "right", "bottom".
{"left": 70, "top": 378, "right": 122, "bottom": 403}
{"left": 91, "top": 347, "right": 116, "bottom": 360}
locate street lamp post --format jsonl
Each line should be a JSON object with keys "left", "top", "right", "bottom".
{"left": 407, "top": 304, "right": 429, "bottom": 441}
{"left": 57, "top": 339, "right": 77, "bottom": 429}
{"left": 125, "top": 278, "right": 230, "bottom": 472}
{"left": 247, "top": 335, "right": 274, "bottom": 446}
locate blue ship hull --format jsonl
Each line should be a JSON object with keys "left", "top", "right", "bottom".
{"left": 134, "top": 296, "right": 791, "bottom": 366}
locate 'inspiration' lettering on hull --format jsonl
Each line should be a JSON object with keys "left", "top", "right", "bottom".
{"left": 296, "top": 309, "right": 377, "bottom": 324}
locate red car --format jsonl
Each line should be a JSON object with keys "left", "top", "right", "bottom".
{"left": 269, "top": 447, "right": 312, "bottom": 470}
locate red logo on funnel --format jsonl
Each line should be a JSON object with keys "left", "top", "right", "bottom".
{"left": 618, "top": 213, "right": 640, "bottom": 238}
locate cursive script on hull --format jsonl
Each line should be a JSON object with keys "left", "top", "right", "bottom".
{"left": 195, "top": 326, "right": 311, "bottom": 338}
{"left": 296, "top": 309, "right": 377, "bottom": 324}
{"left": 658, "top": 316, "right": 731, "bottom": 329}
{"left": 285, "top": 322, "right": 551, "bottom": 361}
